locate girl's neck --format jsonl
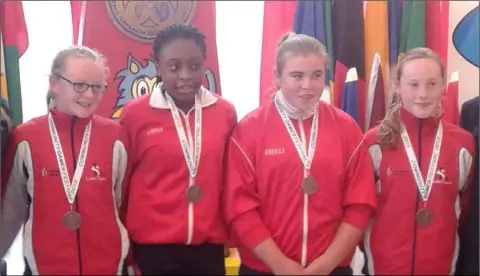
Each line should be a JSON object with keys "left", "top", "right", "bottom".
{"left": 277, "top": 90, "right": 316, "bottom": 120}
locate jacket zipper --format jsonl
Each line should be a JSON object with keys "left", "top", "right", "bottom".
{"left": 298, "top": 119, "right": 308, "bottom": 268}
{"left": 70, "top": 117, "right": 83, "bottom": 275}
{"left": 410, "top": 119, "right": 422, "bottom": 274}
{"left": 183, "top": 111, "right": 195, "bottom": 245}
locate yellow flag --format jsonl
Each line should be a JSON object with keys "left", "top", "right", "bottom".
{"left": 0, "top": 30, "right": 8, "bottom": 100}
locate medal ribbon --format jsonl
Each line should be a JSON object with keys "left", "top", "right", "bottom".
{"left": 48, "top": 113, "right": 91, "bottom": 205}
{"left": 165, "top": 92, "right": 202, "bottom": 179}
{"left": 274, "top": 93, "right": 319, "bottom": 172}
{"left": 400, "top": 121, "right": 443, "bottom": 202}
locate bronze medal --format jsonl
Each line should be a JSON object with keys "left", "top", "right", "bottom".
{"left": 415, "top": 209, "right": 433, "bottom": 227}
{"left": 63, "top": 211, "right": 81, "bottom": 230}
{"left": 301, "top": 176, "right": 318, "bottom": 195}
{"left": 185, "top": 185, "right": 203, "bottom": 203}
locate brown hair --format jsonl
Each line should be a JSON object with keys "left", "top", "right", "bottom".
{"left": 269, "top": 32, "right": 329, "bottom": 95}
{"left": 377, "top": 47, "right": 446, "bottom": 148}
{"left": 47, "top": 45, "right": 108, "bottom": 104}
{"left": 275, "top": 32, "right": 329, "bottom": 76}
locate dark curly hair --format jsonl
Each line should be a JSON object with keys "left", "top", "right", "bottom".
{"left": 152, "top": 23, "right": 207, "bottom": 63}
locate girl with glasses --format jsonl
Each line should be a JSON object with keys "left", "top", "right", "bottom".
{"left": 0, "top": 45, "right": 131, "bottom": 275}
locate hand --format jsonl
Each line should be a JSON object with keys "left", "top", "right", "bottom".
{"left": 272, "top": 257, "right": 304, "bottom": 275}
{"left": 303, "top": 255, "right": 335, "bottom": 275}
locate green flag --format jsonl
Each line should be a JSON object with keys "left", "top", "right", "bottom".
{"left": 399, "top": 1, "right": 426, "bottom": 58}
{"left": 1, "top": 1, "right": 28, "bottom": 126}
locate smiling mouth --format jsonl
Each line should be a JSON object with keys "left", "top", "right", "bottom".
{"left": 77, "top": 102, "right": 92, "bottom": 108}
{"left": 415, "top": 103, "right": 431, "bottom": 107}
{"left": 299, "top": 94, "right": 314, "bottom": 99}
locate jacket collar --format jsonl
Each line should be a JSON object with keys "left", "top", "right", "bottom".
{"left": 149, "top": 83, "right": 218, "bottom": 110}
{"left": 49, "top": 108, "right": 92, "bottom": 128}
{"left": 399, "top": 107, "right": 441, "bottom": 132}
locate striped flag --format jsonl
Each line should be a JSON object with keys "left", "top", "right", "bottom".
{"left": 259, "top": 1, "right": 296, "bottom": 105}
{"left": 71, "top": 1, "right": 86, "bottom": 45}
{"left": 365, "top": 54, "right": 386, "bottom": 131}
{"left": 332, "top": 0, "right": 366, "bottom": 128}
{"left": 341, "top": 68, "right": 360, "bottom": 124}
{"left": 0, "top": 1, "right": 29, "bottom": 126}
{"left": 441, "top": 70, "right": 460, "bottom": 125}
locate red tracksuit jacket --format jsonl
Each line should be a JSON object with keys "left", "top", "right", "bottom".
{"left": 0, "top": 109, "right": 130, "bottom": 275}
{"left": 223, "top": 100, "right": 378, "bottom": 273}
{"left": 364, "top": 108, "right": 476, "bottom": 275}
{"left": 120, "top": 86, "right": 237, "bottom": 246}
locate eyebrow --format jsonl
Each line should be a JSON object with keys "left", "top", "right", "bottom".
{"left": 289, "top": 70, "right": 324, "bottom": 75}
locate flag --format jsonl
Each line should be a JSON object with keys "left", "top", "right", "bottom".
{"left": 259, "top": 1, "right": 296, "bottom": 105}
{"left": 426, "top": 1, "right": 450, "bottom": 64}
{"left": 320, "top": 88, "right": 331, "bottom": 104}
{"left": 399, "top": 1, "right": 426, "bottom": 57}
{"left": 0, "top": 1, "right": 29, "bottom": 126}
{"left": 80, "top": 1, "right": 222, "bottom": 120}
{"left": 441, "top": 70, "right": 460, "bottom": 125}
{"left": 332, "top": 0, "right": 366, "bottom": 128}
{"left": 71, "top": 1, "right": 86, "bottom": 45}
{"left": 452, "top": 5, "right": 479, "bottom": 68}
{"left": 293, "top": 1, "right": 333, "bottom": 88}
{"left": 447, "top": 2, "right": 479, "bottom": 108}
{"left": 365, "top": 54, "right": 386, "bottom": 131}
{"left": 341, "top": 67, "right": 360, "bottom": 125}
{"left": 364, "top": 1, "right": 389, "bottom": 102}
{"left": 323, "top": 0, "right": 334, "bottom": 103}
{"left": 388, "top": 0, "right": 403, "bottom": 64}
{"left": 293, "top": 1, "right": 325, "bottom": 45}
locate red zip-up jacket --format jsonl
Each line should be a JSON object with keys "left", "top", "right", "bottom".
{"left": 120, "top": 86, "right": 237, "bottom": 246}
{"left": 0, "top": 109, "right": 130, "bottom": 275}
{"left": 223, "top": 100, "right": 378, "bottom": 273}
{"left": 364, "top": 109, "right": 476, "bottom": 275}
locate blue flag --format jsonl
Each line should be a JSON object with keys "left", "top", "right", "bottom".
{"left": 388, "top": 0, "right": 403, "bottom": 64}
{"left": 341, "top": 67, "right": 360, "bottom": 125}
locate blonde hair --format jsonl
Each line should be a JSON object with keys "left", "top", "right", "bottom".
{"left": 47, "top": 45, "right": 108, "bottom": 102}
{"left": 377, "top": 47, "right": 446, "bottom": 148}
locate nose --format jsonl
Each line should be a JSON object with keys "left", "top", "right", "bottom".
{"left": 179, "top": 68, "right": 192, "bottom": 80}
{"left": 82, "top": 87, "right": 96, "bottom": 98}
{"left": 416, "top": 87, "right": 429, "bottom": 99}
{"left": 301, "top": 77, "right": 313, "bottom": 89}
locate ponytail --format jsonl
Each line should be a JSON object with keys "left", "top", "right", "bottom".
{"left": 377, "top": 93, "right": 401, "bottom": 149}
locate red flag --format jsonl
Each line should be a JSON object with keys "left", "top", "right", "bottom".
{"left": 70, "top": 1, "right": 85, "bottom": 45}
{"left": 80, "top": 1, "right": 221, "bottom": 119}
{"left": 1, "top": 1, "right": 28, "bottom": 56}
{"left": 332, "top": 0, "right": 366, "bottom": 129}
{"left": 259, "top": 1, "right": 296, "bottom": 105}
{"left": 426, "top": 1, "right": 450, "bottom": 64}
{"left": 442, "top": 70, "right": 459, "bottom": 125}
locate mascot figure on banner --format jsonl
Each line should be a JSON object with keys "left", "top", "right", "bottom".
{"left": 105, "top": 1, "right": 218, "bottom": 120}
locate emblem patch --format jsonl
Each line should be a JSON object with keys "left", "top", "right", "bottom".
{"left": 105, "top": 1, "right": 197, "bottom": 43}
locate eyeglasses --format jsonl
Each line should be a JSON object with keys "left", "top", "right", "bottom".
{"left": 58, "top": 75, "right": 108, "bottom": 94}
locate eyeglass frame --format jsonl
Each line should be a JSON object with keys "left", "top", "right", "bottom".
{"left": 57, "top": 75, "right": 108, "bottom": 94}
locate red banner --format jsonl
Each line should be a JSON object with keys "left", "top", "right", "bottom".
{"left": 80, "top": 1, "right": 221, "bottom": 119}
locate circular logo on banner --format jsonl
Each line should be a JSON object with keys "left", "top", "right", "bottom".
{"left": 105, "top": 1, "right": 197, "bottom": 43}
